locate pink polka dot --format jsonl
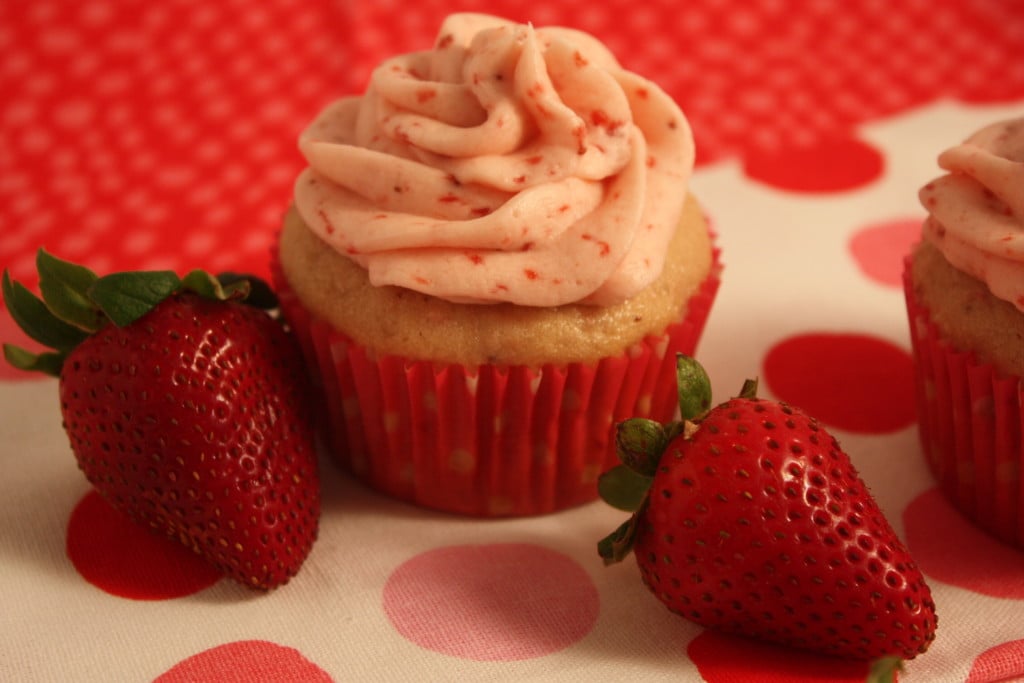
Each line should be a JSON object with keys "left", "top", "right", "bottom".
{"left": 382, "top": 543, "right": 599, "bottom": 661}
{"left": 848, "top": 219, "right": 922, "bottom": 288}
{"left": 153, "top": 640, "right": 334, "bottom": 683}
{"left": 903, "top": 488, "right": 1024, "bottom": 600}
{"left": 742, "top": 136, "right": 884, "bottom": 193}
{"left": 66, "top": 490, "right": 221, "bottom": 600}
{"left": 966, "top": 639, "right": 1024, "bottom": 683}
{"left": 687, "top": 630, "right": 873, "bottom": 682}
{"left": 762, "top": 333, "right": 916, "bottom": 433}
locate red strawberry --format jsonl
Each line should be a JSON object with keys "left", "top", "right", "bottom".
{"left": 598, "top": 354, "right": 936, "bottom": 669}
{"left": 3, "top": 250, "right": 320, "bottom": 590}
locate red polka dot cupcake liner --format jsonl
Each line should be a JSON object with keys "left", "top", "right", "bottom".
{"left": 273, "top": 252, "right": 720, "bottom": 517}
{"left": 903, "top": 262, "right": 1024, "bottom": 549}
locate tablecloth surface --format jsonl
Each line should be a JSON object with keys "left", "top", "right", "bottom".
{"left": 2, "top": 1, "right": 1024, "bottom": 681}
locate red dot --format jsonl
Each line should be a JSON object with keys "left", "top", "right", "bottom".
{"left": 848, "top": 219, "right": 921, "bottom": 288}
{"left": 382, "top": 543, "right": 599, "bottom": 661}
{"left": 966, "top": 639, "right": 1024, "bottom": 683}
{"left": 66, "top": 490, "right": 221, "bottom": 600}
{"left": 687, "top": 630, "right": 875, "bottom": 682}
{"left": 762, "top": 332, "right": 915, "bottom": 433}
{"left": 903, "top": 488, "right": 1024, "bottom": 600}
{"left": 743, "top": 136, "right": 884, "bottom": 193}
{"left": 153, "top": 640, "right": 334, "bottom": 682}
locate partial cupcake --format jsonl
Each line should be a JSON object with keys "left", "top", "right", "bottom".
{"left": 904, "top": 116, "right": 1024, "bottom": 547}
{"left": 275, "top": 13, "right": 721, "bottom": 516}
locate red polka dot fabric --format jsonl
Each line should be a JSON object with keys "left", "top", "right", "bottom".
{"left": 1, "top": 1, "right": 1023, "bottom": 681}
{"left": 66, "top": 491, "right": 221, "bottom": 600}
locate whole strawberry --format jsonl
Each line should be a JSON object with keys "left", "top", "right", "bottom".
{"left": 599, "top": 354, "right": 936, "bottom": 667}
{"left": 3, "top": 250, "right": 319, "bottom": 590}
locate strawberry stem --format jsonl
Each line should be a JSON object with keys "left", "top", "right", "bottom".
{"left": 738, "top": 378, "right": 759, "bottom": 399}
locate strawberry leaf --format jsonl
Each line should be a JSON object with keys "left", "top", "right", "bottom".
{"left": 89, "top": 271, "right": 182, "bottom": 327}
{"left": 598, "top": 512, "right": 640, "bottom": 565}
{"left": 180, "top": 270, "right": 280, "bottom": 310}
{"left": 218, "top": 272, "right": 279, "bottom": 309}
{"left": 615, "top": 418, "right": 669, "bottom": 476}
{"left": 598, "top": 464, "right": 653, "bottom": 512}
{"left": 2, "top": 270, "right": 89, "bottom": 352}
{"left": 36, "top": 249, "right": 104, "bottom": 332}
{"left": 2, "top": 343, "right": 63, "bottom": 376}
{"left": 866, "top": 656, "right": 903, "bottom": 683}
{"left": 676, "top": 354, "right": 713, "bottom": 420}
{"left": 181, "top": 269, "right": 249, "bottom": 301}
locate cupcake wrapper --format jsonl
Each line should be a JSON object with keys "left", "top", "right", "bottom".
{"left": 275, "top": 250, "right": 720, "bottom": 517}
{"left": 903, "top": 259, "right": 1024, "bottom": 547}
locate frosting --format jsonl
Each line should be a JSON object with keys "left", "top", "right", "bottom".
{"left": 293, "top": 13, "right": 694, "bottom": 306}
{"left": 919, "top": 117, "right": 1024, "bottom": 310}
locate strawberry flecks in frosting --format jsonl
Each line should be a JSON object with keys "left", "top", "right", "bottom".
{"left": 317, "top": 209, "right": 335, "bottom": 236}
{"left": 919, "top": 117, "right": 1024, "bottom": 310}
{"left": 293, "top": 13, "right": 694, "bottom": 306}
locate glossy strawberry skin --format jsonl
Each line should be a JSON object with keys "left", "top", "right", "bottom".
{"left": 58, "top": 292, "right": 319, "bottom": 590}
{"left": 633, "top": 397, "right": 936, "bottom": 660}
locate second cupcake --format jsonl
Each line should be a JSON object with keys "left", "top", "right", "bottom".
{"left": 275, "top": 13, "right": 721, "bottom": 516}
{"left": 904, "top": 116, "right": 1024, "bottom": 547}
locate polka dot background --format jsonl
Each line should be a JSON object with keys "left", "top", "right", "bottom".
{"left": 0, "top": 1, "right": 1023, "bottom": 681}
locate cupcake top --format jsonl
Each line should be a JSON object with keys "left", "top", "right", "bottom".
{"left": 293, "top": 13, "right": 694, "bottom": 307}
{"left": 919, "top": 117, "right": 1024, "bottom": 310}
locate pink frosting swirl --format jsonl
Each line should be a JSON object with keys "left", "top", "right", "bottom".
{"left": 293, "top": 13, "right": 695, "bottom": 306}
{"left": 920, "top": 117, "right": 1024, "bottom": 310}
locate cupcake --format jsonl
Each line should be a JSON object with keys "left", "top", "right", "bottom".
{"left": 274, "top": 13, "right": 721, "bottom": 516}
{"left": 904, "top": 117, "right": 1024, "bottom": 547}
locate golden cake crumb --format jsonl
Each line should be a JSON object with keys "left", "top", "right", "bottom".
{"left": 278, "top": 193, "right": 713, "bottom": 367}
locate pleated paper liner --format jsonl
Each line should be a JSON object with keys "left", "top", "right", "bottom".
{"left": 274, "top": 252, "right": 720, "bottom": 517}
{"left": 903, "top": 260, "right": 1024, "bottom": 548}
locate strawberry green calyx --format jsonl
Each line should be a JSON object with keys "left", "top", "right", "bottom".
{"left": 598, "top": 353, "right": 731, "bottom": 564}
{"left": 598, "top": 417, "right": 686, "bottom": 514}
{"left": 615, "top": 417, "right": 675, "bottom": 477}
{"left": 2, "top": 248, "right": 278, "bottom": 377}
{"left": 675, "top": 353, "right": 714, "bottom": 420}
{"left": 866, "top": 656, "right": 903, "bottom": 683}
